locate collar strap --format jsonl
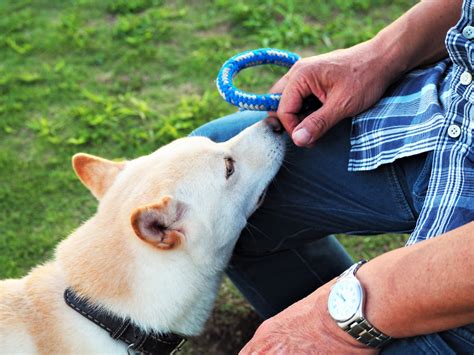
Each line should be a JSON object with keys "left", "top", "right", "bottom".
{"left": 64, "top": 288, "right": 186, "bottom": 355}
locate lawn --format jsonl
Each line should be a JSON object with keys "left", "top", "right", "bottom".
{"left": 0, "top": 0, "right": 414, "bottom": 353}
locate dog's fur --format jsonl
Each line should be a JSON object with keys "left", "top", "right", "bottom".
{"left": 0, "top": 121, "right": 284, "bottom": 353}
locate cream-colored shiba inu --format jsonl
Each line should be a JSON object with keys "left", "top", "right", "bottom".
{"left": 0, "top": 120, "right": 285, "bottom": 353}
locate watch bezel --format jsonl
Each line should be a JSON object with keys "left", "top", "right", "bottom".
{"left": 328, "top": 277, "right": 364, "bottom": 323}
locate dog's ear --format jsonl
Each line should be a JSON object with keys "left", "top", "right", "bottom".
{"left": 72, "top": 153, "right": 125, "bottom": 200}
{"left": 130, "top": 196, "right": 186, "bottom": 250}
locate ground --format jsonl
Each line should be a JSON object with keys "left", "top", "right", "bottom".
{"left": 1, "top": 0, "right": 414, "bottom": 353}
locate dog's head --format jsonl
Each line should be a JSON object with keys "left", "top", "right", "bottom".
{"left": 72, "top": 120, "right": 285, "bottom": 267}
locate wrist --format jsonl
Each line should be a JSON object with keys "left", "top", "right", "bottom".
{"left": 364, "top": 34, "right": 409, "bottom": 85}
{"left": 348, "top": 227, "right": 474, "bottom": 339}
{"left": 355, "top": 259, "right": 404, "bottom": 338}
{"left": 327, "top": 261, "right": 395, "bottom": 349}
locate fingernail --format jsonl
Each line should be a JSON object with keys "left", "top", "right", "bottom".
{"left": 292, "top": 127, "right": 311, "bottom": 146}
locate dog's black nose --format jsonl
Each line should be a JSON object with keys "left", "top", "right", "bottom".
{"left": 264, "top": 116, "right": 284, "bottom": 134}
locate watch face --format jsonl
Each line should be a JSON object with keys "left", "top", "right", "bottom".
{"left": 328, "top": 278, "right": 362, "bottom": 322}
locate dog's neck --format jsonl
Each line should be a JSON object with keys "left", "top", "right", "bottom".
{"left": 56, "top": 213, "right": 226, "bottom": 336}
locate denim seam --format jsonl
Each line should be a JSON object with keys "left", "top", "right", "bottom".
{"left": 226, "top": 265, "right": 278, "bottom": 317}
{"left": 268, "top": 227, "right": 315, "bottom": 253}
{"left": 413, "top": 152, "right": 433, "bottom": 200}
{"left": 386, "top": 164, "right": 416, "bottom": 221}
{"left": 291, "top": 249, "right": 324, "bottom": 285}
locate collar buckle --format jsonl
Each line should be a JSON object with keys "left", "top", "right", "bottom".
{"left": 127, "top": 343, "right": 137, "bottom": 355}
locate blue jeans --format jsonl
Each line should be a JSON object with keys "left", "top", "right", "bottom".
{"left": 191, "top": 111, "right": 474, "bottom": 354}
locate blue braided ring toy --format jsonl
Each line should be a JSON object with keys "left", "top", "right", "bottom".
{"left": 216, "top": 48, "right": 300, "bottom": 112}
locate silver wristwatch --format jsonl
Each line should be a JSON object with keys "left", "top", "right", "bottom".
{"left": 327, "top": 260, "right": 392, "bottom": 348}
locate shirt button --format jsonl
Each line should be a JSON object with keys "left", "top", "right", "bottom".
{"left": 462, "top": 25, "right": 474, "bottom": 39}
{"left": 460, "top": 71, "right": 472, "bottom": 85}
{"left": 448, "top": 124, "right": 461, "bottom": 139}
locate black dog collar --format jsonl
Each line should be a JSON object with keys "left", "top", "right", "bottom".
{"left": 64, "top": 288, "right": 187, "bottom": 354}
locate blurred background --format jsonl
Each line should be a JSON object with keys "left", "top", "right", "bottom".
{"left": 0, "top": 0, "right": 415, "bottom": 353}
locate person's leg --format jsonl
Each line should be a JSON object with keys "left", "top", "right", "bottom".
{"left": 381, "top": 323, "right": 474, "bottom": 354}
{"left": 194, "top": 112, "right": 473, "bottom": 353}
{"left": 189, "top": 110, "right": 267, "bottom": 141}
{"left": 192, "top": 111, "right": 427, "bottom": 318}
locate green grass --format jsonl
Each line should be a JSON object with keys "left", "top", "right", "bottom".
{"left": 0, "top": 0, "right": 414, "bottom": 352}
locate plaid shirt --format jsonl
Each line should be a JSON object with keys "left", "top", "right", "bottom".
{"left": 348, "top": 0, "right": 474, "bottom": 244}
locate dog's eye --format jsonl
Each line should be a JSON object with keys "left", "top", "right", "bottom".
{"left": 225, "top": 157, "right": 234, "bottom": 179}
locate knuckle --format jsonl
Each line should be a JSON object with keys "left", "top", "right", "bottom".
{"left": 258, "top": 319, "right": 273, "bottom": 333}
{"left": 295, "top": 65, "right": 316, "bottom": 84}
{"left": 277, "top": 104, "right": 288, "bottom": 116}
{"left": 276, "top": 99, "right": 292, "bottom": 118}
{"left": 277, "top": 109, "right": 295, "bottom": 125}
{"left": 292, "top": 59, "right": 303, "bottom": 70}
{"left": 294, "top": 65, "right": 308, "bottom": 78}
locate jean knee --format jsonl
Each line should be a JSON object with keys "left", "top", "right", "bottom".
{"left": 190, "top": 110, "right": 267, "bottom": 143}
{"left": 190, "top": 119, "right": 225, "bottom": 142}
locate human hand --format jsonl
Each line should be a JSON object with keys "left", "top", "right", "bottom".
{"left": 270, "top": 41, "right": 400, "bottom": 147}
{"left": 239, "top": 282, "right": 376, "bottom": 354}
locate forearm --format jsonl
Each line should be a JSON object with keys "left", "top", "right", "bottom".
{"left": 358, "top": 221, "right": 474, "bottom": 338}
{"left": 367, "top": 0, "right": 462, "bottom": 83}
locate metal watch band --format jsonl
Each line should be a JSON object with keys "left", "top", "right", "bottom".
{"left": 341, "top": 259, "right": 367, "bottom": 278}
{"left": 336, "top": 259, "right": 393, "bottom": 349}
{"left": 346, "top": 315, "right": 392, "bottom": 348}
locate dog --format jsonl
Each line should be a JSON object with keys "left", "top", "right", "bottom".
{"left": 0, "top": 119, "right": 285, "bottom": 353}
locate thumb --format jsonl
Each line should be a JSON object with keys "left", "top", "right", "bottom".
{"left": 292, "top": 100, "right": 343, "bottom": 147}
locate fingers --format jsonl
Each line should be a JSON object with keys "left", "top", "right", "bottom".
{"left": 267, "top": 74, "right": 290, "bottom": 117}
{"left": 269, "top": 74, "right": 289, "bottom": 94}
{"left": 269, "top": 60, "right": 302, "bottom": 94}
{"left": 292, "top": 98, "right": 342, "bottom": 147}
{"left": 267, "top": 60, "right": 302, "bottom": 116}
{"left": 277, "top": 72, "right": 313, "bottom": 135}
